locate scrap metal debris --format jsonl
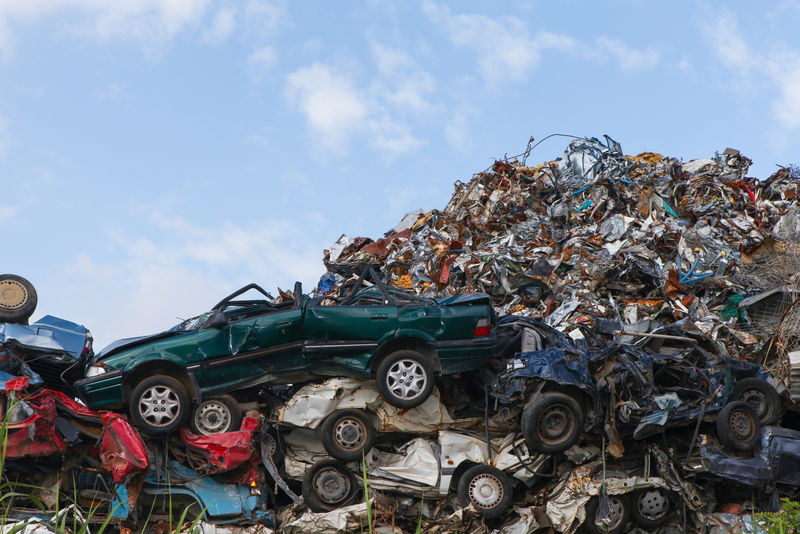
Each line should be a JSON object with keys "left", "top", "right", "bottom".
{"left": 3, "top": 137, "right": 800, "bottom": 533}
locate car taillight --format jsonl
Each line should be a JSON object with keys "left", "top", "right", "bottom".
{"left": 474, "top": 317, "right": 491, "bottom": 337}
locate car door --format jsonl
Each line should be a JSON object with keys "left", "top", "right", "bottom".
{"left": 194, "top": 305, "right": 304, "bottom": 393}
{"left": 304, "top": 296, "right": 398, "bottom": 367}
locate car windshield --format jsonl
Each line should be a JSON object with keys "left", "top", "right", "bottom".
{"left": 171, "top": 312, "right": 213, "bottom": 332}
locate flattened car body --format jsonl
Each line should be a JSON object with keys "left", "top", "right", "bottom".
{"left": 75, "top": 275, "right": 495, "bottom": 420}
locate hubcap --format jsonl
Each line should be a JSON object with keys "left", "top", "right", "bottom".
{"left": 596, "top": 496, "right": 625, "bottom": 532}
{"left": 386, "top": 359, "right": 427, "bottom": 401}
{"left": 730, "top": 407, "right": 756, "bottom": 441}
{"left": 313, "top": 467, "right": 351, "bottom": 504}
{"left": 538, "top": 404, "right": 575, "bottom": 445}
{"left": 0, "top": 280, "right": 27, "bottom": 310}
{"left": 138, "top": 385, "right": 181, "bottom": 427}
{"left": 194, "top": 400, "right": 232, "bottom": 434}
{"left": 636, "top": 489, "right": 668, "bottom": 520}
{"left": 741, "top": 389, "right": 768, "bottom": 420}
{"left": 468, "top": 473, "right": 504, "bottom": 509}
{"left": 334, "top": 417, "right": 366, "bottom": 450}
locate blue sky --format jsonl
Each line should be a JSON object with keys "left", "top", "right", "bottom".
{"left": 1, "top": 0, "right": 799, "bottom": 349}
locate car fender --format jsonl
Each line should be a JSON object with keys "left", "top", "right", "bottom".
{"left": 122, "top": 351, "right": 187, "bottom": 374}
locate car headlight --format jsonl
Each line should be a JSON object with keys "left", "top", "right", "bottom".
{"left": 86, "top": 365, "right": 107, "bottom": 377}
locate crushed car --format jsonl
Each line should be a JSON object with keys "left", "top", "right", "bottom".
{"left": 75, "top": 267, "right": 496, "bottom": 435}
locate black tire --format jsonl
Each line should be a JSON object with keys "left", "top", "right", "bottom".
{"left": 321, "top": 409, "right": 375, "bottom": 462}
{"left": 189, "top": 395, "right": 242, "bottom": 435}
{"left": 583, "top": 494, "right": 631, "bottom": 534}
{"left": 129, "top": 375, "right": 190, "bottom": 436}
{"left": 456, "top": 465, "right": 514, "bottom": 520}
{"left": 521, "top": 392, "right": 585, "bottom": 454}
{"left": 0, "top": 274, "right": 37, "bottom": 324}
{"left": 732, "top": 377, "right": 781, "bottom": 426}
{"left": 630, "top": 487, "right": 672, "bottom": 529}
{"left": 375, "top": 350, "right": 435, "bottom": 409}
{"left": 716, "top": 401, "right": 761, "bottom": 452}
{"left": 261, "top": 427, "right": 285, "bottom": 469}
{"left": 302, "top": 460, "right": 360, "bottom": 513}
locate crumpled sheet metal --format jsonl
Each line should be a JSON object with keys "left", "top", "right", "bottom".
{"left": 98, "top": 412, "right": 148, "bottom": 483}
{"left": 276, "top": 377, "right": 453, "bottom": 433}
{"left": 178, "top": 413, "right": 260, "bottom": 474}
{"left": 319, "top": 136, "right": 800, "bottom": 369}
{"left": 369, "top": 437, "right": 439, "bottom": 488}
{"left": 282, "top": 502, "right": 370, "bottom": 534}
{"left": 545, "top": 463, "right": 672, "bottom": 533}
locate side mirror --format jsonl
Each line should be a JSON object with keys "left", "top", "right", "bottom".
{"left": 206, "top": 310, "right": 228, "bottom": 329}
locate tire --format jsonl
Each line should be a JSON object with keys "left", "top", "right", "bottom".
{"left": 716, "top": 401, "right": 761, "bottom": 452}
{"left": 732, "top": 378, "right": 781, "bottom": 426}
{"left": 302, "top": 460, "right": 360, "bottom": 513}
{"left": 321, "top": 409, "right": 375, "bottom": 462}
{"left": 456, "top": 465, "right": 514, "bottom": 520}
{"left": 630, "top": 488, "right": 672, "bottom": 529}
{"left": 262, "top": 428, "right": 285, "bottom": 469}
{"left": 375, "top": 350, "right": 435, "bottom": 409}
{"left": 583, "top": 494, "right": 631, "bottom": 534}
{"left": 189, "top": 395, "right": 242, "bottom": 435}
{"left": 0, "top": 274, "right": 37, "bottom": 324}
{"left": 129, "top": 375, "right": 190, "bottom": 436}
{"left": 521, "top": 392, "right": 585, "bottom": 454}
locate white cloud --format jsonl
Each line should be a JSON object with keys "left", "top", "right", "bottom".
{"left": 244, "top": 0, "right": 288, "bottom": 37}
{"left": 0, "top": 0, "right": 211, "bottom": 56}
{"left": 422, "top": 2, "right": 575, "bottom": 84}
{"left": 284, "top": 61, "right": 427, "bottom": 156}
{"left": 370, "top": 42, "right": 436, "bottom": 112}
{"left": 247, "top": 45, "right": 278, "bottom": 80}
{"left": 702, "top": 10, "right": 800, "bottom": 130}
{"left": 284, "top": 63, "right": 369, "bottom": 151}
{"left": 202, "top": 7, "right": 236, "bottom": 44}
{"left": 0, "top": 16, "right": 12, "bottom": 59}
{"left": 595, "top": 37, "right": 659, "bottom": 71}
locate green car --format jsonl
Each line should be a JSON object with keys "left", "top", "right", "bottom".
{"left": 75, "top": 269, "right": 496, "bottom": 436}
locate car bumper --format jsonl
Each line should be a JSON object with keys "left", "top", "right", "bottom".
{"left": 74, "top": 370, "right": 125, "bottom": 410}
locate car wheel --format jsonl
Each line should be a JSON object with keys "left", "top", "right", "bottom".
{"left": 376, "top": 350, "right": 435, "bottom": 409}
{"left": 261, "top": 428, "right": 285, "bottom": 469}
{"left": 129, "top": 375, "right": 190, "bottom": 436}
{"left": 521, "top": 392, "right": 585, "bottom": 454}
{"left": 321, "top": 409, "right": 375, "bottom": 462}
{"left": 732, "top": 378, "right": 781, "bottom": 426}
{"left": 583, "top": 494, "right": 631, "bottom": 534}
{"left": 457, "top": 465, "right": 514, "bottom": 520}
{"left": 0, "top": 274, "right": 37, "bottom": 324}
{"left": 190, "top": 395, "right": 242, "bottom": 435}
{"left": 302, "top": 460, "right": 360, "bottom": 513}
{"left": 630, "top": 487, "right": 672, "bottom": 528}
{"left": 717, "top": 401, "right": 761, "bottom": 452}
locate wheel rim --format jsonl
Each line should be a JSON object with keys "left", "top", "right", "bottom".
{"left": 313, "top": 467, "right": 351, "bottom": 505}
{"left": 385, "top": 359, "right": 427, "bottom": 401}
{"left": 636, "top": 489, "right": 668, "bottom": 521}
{"left": 537, "top": 404, "right": 576, "bottom": 446}
{"left": 0, "top": 280, "right": 27, "bottom": 310}
{"left": 334, "top": 417, "right": 366, "bottom": 451}
{"left": 740, "top": 389, "right": 768, "bottom": 420}
{"left": 468, "top": 473, "right": 504, "bottom": 510}
{"left": 264, "top": 433, "right": 278, "bottom": 458}
{"left": 193, "top": 400, "right": 231, "bottom": 434}
{"left": 729, "top": 407, "right": 756, "bottom": 442}
{"left": 595, "top": 496, "right": 626, "bottom": 532}
{"left": 138, "top": 384, "right": 181, "bottom": 427}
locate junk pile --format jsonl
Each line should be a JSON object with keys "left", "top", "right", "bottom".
{"left": 1, "top": 136, "right": 800, "bottom": 534}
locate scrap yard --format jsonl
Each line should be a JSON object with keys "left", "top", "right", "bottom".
{"left": 3, "top": 136, "right": 800, "bottom": 533}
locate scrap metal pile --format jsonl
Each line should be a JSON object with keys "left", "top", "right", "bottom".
{"left": 1, "top": 136, "right": 800, "bottom": 534}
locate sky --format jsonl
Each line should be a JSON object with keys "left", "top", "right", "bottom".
{"left": 1, "top": 0, "right": 799, "bottom": 349}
